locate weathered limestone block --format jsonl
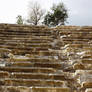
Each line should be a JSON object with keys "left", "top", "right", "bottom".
{"left": 86, "top": 64, "right": 92, "bottom": 70}
{"left": 81, "top": 55, "right": 92, "bottom": 59}
{"left": 0, "top": 48, "right": 11, "bottom": 53}
{"left": 31, "top": 87, "right": 71, "bottom": 92}
{"left": 73, "top": 63, "right": 85, "bottom": 70}
{"left": 9, "top": 58, "right": 56, "bottom": 63}
{"left": 8, "top": 53, "right": 15, "bottom": 59}
{"left": 75, "top": 70, "right": 92, "bottom": 84}
{"left": 0, "top": 71, "right": 9, "bottom": 78}
{"left": 85, "top": 88, "right": 92, "bottom": 92}
{"left": 25, "top": 54, "right": 36, "bottom": 58}
{"left": 81, "top": 59, "right": 92, "bottom": 64}
{"left": 25, "top": 51, "right": 57, "bottom": 56}
{"left": 0, "top": 79, "right": 12, "bottom": 86}
{"left": 7, "top": 86, "right": 30, "bottom": 92}
{"left": 3, "top": 79, "right": 65, "bottom": 87}
{"left": 82, "top": 82, "right": 92, "bottom": 88}
{"left": 7, "top": 62, "right": 62, "bottom": 69}
{"left": 11, "top": 73, "right": 67, "bottom": 80}
{"left": 83, "top": 47, "right": 92, "bottom": 51}
{"left": 8, "top": 62, "right": 33, "bottom": 67}
{"left": 11, "top": 73, "right": 53, "bottom": 80}
{"left": 34, "top": 63, "right": 62, "bottom": 69}
{"left": 0, "top": 67, "right": 56, "bottom": 73}
{"left": 84, "top": 51, "right": 92, "bottom": 55}
{"left": 0, "top": 86, "right": 30, "bottom": 92}
{"left": 0, "top": 48, "right": 12, "bottom": 58}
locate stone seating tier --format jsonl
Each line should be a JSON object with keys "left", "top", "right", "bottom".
{"left": 0, "top": 67, "right": 56, "bottom": 73}
{"left": 0, "top": 86, "right": 71, "bottom": 92}
{"left": 0, "top": 72, "right": 67, "bottom": 81}
{"left": 1, "top": 24, "right": 92, "bottom": 92}
{"left": 6, "top": 62, "right": 62, "bottom": 69}
{"left": 0, "top": 79, "right": 65, "bottom": 87}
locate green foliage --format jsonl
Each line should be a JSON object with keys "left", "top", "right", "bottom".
{"left": 16, "top": 15, "right": 23, "bottom": 24}
{"left": 43, "top": 2, "right": 68, "bottom": 27}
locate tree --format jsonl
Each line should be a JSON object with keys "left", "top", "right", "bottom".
{"left": 16, "top": 15, "right": 23, "bottom": 24}
{"left": 43, "top": 2, "right": 68, "bottom": 27}
{"left": 27, "top": 2, "right": 45, "bottom": 25}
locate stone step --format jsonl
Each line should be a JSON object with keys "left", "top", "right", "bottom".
{"left": 0, "top": 34, "right": 54, "bottom": 38}
{"left": 73, "top": 63, "right": 92, "bottom": 70}
{"left": 1, "top": 37, "right": 53, "bottom": 40}
{"left": 0, "top": 43, "right": 52, "bottom": 48}
{"left": 0, "top": 42, "right": 52, "bottom": 46}
{"left": 12, "top": 50, "right": 51, "bottom": 54}
{"left": 25, "top": 51, "right": 57, "bottom": 56}
{"left": 85, "top": 88, "right": 92, "bottom": 92}
{"left": 0, "top": 79, "right": 65, "bottom": 87}
{"left": 62, "top": 36, "right": 92, "bottom": 39}
{"left": 0, "top": 31, "right": 52, "bottom": 34}
{"left": 0, "top": 36, "right": 53, "bottom": 41}
{"left": 0, "top": 36, "right": 54, "bottom": 39}
{"left": 61, "top": 33, "right": 92, "bottom": 36}
{"left": 84, "top": 51, "right": 92, "bottom": 55}
{"left": 7, "top": 62, "right": 62, "bottom": 69}
{"left": 83, "top": 47, "right": 92, "bottom": 50}
{"left": 10, "top": 73, "right": 66, "bottom": 81}
{"left": 81, "top": 55, "right": 92, "bottom": 59}
{"left": 59, "top": 29, "right": 92, "bottom": 33}
{"left": 62, "top": 39, "right": 92, "bottom": 44}
{"left": 81, "top": 59, "right": 92, "bottom": 64}
{"left": 31, "top": 87, "right": 71, "bottom": 92}
{"left": 8, "top": 58, "right": 58, "bottom": 63}
{"left": 66, "top": 44, "right": 92, "bottom": 48}
{"left": 62, "top": 39, "right": 89, "bottom": 42}
{"left": 62, "top": 38, "right": 89, "bottom": 41}
{"left": 76, "top": 70, "right": 92, "bottom": 75}
{"left": 0, "top": 47, "right": 49, "bottom": 54}
{"left": 73, "top": 63, "right": 85, "bottom": 70}
{"left": 0, "top": 36, "right": 55, "bottom": 40}
{"left": 60, "top": 31, "right": 92, "bottom": 34}
{"left": 0, "top": 67, "right": 56, "bottom": 73}
{"left": 12, "top": 48, "right": 60, "bottom": 54}
{"left": 0, "top": 27, "right": 52, "bottom": 32}
{"left": 82, "top": 82, "right": 92, "bottom": 89}
{"left": 63, "top": 41, "right": 89, "bottom": 44}
{"left": 1, "top": 33, "right": 52, "bottom": 36}
{"left": 0, "top": 86, "right": 71, "bottom": 92}
{"left": 0, "top": 26, "right": 51, "bottom": 30}
{"left": 0, "top": 71, "right": 9, "bottom": 78}
{"left": 0, "top": 44, "right": 52, "bottom": 48}
{"left": 1, "top": 43, "right": 48, "bottom": 47}
{"left": 0, "top": 48, "right": 11, "bottom": 52}
{"left": 0, "top": 33, "right": 51, "bottom": 36}
{"left": 11, "top": 37, "right": 53, "bottom": 40}
{"left": 2, "top": 40, "right": 52, "bottom": 43}
{"left": 0, "top": 30, "right": 52, "bottom": 34}
{"left": 0, "top": 45, "right": 50, "bottom": 50}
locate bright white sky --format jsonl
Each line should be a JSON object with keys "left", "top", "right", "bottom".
{"left": 0, "top": 0, "right": 92, "bottom": 26}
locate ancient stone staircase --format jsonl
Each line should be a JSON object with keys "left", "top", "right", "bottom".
{"left": 0, "top": 24, "right": 92, "bottom": 92}
{"left": 0, "top": 24, "right": 70, "bottom": 92}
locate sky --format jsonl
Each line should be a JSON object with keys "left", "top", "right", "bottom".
{"left": 0, "top": 0, "right": 92, "bottom": 26}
